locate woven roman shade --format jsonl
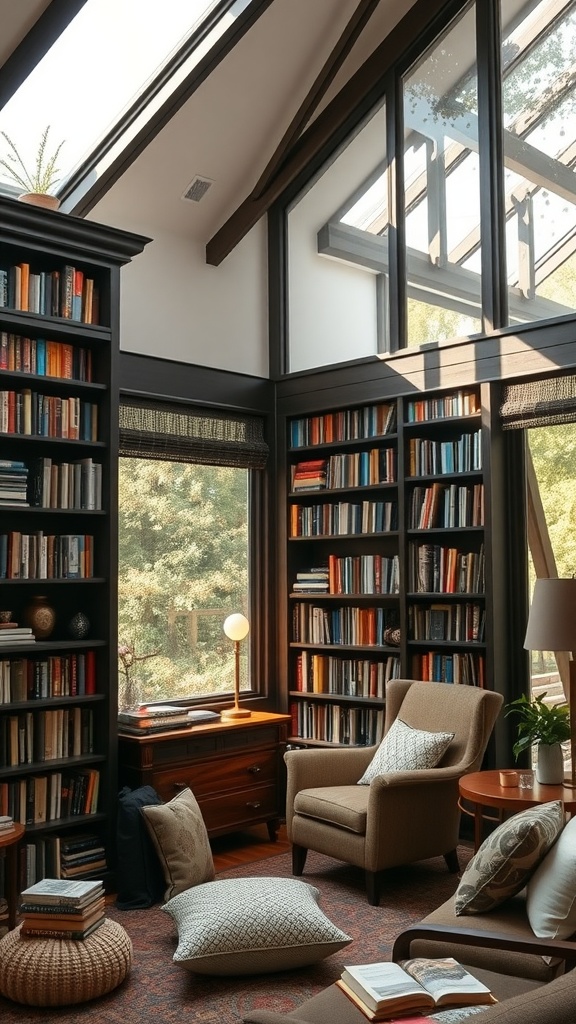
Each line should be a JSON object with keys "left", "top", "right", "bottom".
{"left": 119, "top": 398, "right": 268, "bottom": 469}
{"left": 500, "top": 375, "right": 576, "bottom": 430}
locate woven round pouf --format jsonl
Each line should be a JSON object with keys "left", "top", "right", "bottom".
{"left": 0, "top": 919, "right": 132, "bottom": 1006}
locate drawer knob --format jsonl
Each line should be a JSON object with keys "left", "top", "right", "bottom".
{"left": 246, "top": 801, "right": 261, "bottom": 809}
{"left": 247, "top": 765, "right": 261, "bottom": 774}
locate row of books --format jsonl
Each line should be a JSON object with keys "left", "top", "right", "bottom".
{"left": 0, "top": 531, "right": 95, "bottom": 579}
{"left": 409, "top": 602, "right": 486, "bottom": 643}
{"left": 20, "top": 877, "right": 105, "bottom": 939}
{"left": 406, "top": 389, "right": 481, "bottom": 422}
{"left": 0, "top": 459, "right": 28, "bottom": 506}
{"left": 0, "top": 263, "right": 99, "bottom": 324}
{"left": 0, "top": 333, "right": 93, "bottom": 381}
{"left": 20, "top": 835, "right": 106, "bottom": 889}
{"left": 290, "top": 700, "right": 385, "bottom": 746}
{"left": 292, "top": 450, "right": 398, "bottom": 493}
{"left": 289, "top": 402, "right": 397, "bottom": 447}
{"left": 29, "top": 456, "right": 103, "bottom": 510}
{"left": 0, "top": 767, "right": 101, "bottom": 825}
{"left": 409, "top": 482, "right": 484, "bottom": 530}
{"left": 0, "top": 707, "right": 94, "bottom": 767}
{"left": 294, "top": 652, "right": 400, "bottom": 698}
{"left": 410, "top": 651, "right": 485, "bottom": 686}
{"left": 409, "top": 543, "right": 485, "bottom": 595}
{"left": 407, "top": 431, "right": 482, "bottom": 477}
{"left": 326, "top": 553, "right": 400, "bottom": 596}
{"left": 0, "top": 651, "right": 97, "bottom": 702}
{"left": 0, "top": 389, "right": 98, "bottom": 441}
{"left": 292, "top": 604, "right": 399, "bottom": 648}
{"left": 290, "top": 499, "right": 398, "bottom": 538}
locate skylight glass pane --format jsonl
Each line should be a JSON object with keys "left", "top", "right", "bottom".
{"left": 0, "top": 0, "right": 242, "bottom": 196}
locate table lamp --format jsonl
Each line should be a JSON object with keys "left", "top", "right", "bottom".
{"left": 221, "top": 613, "right": 251, "bottom": 720}
{"left": 524, "top": 577, "right": 576, "bottom": 788}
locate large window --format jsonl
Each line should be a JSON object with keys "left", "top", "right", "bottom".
{"left": 117, "top": 398, "right": 267, "bottom": 708}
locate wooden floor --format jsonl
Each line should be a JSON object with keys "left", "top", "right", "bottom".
{"left": 211, "top": 823, "right": 290, "bottom": 872}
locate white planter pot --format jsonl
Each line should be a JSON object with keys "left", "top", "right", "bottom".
{"left": 536, "top": 742, "right": 564, "bottom": 785}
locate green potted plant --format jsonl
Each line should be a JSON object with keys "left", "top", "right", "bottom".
{"left": 505, "top": 692, "right": 570, "bottom": 784}
{"left": 0, "top": 125, "right": 65, "bottom": 209}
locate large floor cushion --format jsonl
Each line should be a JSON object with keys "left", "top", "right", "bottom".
{"left": 0, "top": 919, "right": 132, "bottom": 1006}
{"left": 294, "top": 786, "right": 369, "bottom": 834}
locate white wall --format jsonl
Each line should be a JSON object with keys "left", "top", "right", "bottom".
{"left": 88, "top": 203, "right": 270, "bottom": 379}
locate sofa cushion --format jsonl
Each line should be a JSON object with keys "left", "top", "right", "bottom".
{"left": 163, "top": 876, "right": 351, "bottom": 975}
{"left": 140, "top": 787, "right": 215, "bottom": 901}
{"left": 294, "top": 785, "right": 369, "bottom": 834}
{"left": 357, "top": 718, "right": 454, "bottom": 785}
{"left": 527, "top": 813, "right": 576, "bottom": 939}
{"left": 454, "top": 801, "right": 564, "bottom": 916}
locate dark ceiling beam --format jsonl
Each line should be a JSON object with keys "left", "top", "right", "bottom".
{"left": 0, "top": 0, "right": 88, "bottom": 110}
{"left": 250, "top": 0, "right": 382, "bottom": 202}
{"left": 206, "top": 0, "right": 458, "bottom": 266}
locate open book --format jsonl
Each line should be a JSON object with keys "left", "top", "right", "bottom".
{"left": 337, "top": 958, "right": 496, "bottom": 1020}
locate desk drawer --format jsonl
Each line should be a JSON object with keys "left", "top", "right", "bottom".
{"left": 199, "top": 784, "right": 277, "bottom": 834}
{"left": 153, "top": 749, "right": 277, "bottom": 802}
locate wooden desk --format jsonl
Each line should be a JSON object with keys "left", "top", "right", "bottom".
{"left": 0, "top": 823, "right": 24, "bottom": 931}
{"left": 118, "top": 710, "right": 291, "bottom": 840}
{"left": 459, "top": 770, "right": 576, "bottom": 850}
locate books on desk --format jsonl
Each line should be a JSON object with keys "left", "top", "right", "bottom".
{"left": 118, "top": 706, "right": 221, "bottom": 733}
{"left": 337, "top": 958, "right": 495, "bottom": 1021}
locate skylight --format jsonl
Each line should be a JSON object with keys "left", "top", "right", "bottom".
{"left": 0, "top": 0, "right": 250, "bottom": 201}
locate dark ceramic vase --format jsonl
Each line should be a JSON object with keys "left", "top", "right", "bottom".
{"left": 68, "top": 611, "right": 90, "bottom": 639}
{"left": 23, "top": 595, "right": 56, "bottom": 639}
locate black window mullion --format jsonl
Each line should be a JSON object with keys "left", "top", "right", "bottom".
{"left": 476, "top": 0, "right": 508, "bottom": 332}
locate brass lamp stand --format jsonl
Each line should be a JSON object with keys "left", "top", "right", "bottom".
{"left": 221, "top": 613, "right": 251, "bottom": 720}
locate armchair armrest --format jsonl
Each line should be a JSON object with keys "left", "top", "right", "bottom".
{"left": 392, "top": 922, "right": 576, "bottom": 968}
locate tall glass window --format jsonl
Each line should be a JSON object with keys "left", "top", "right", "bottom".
{"left": 402, "top": 3, "right": 482, "bottom": 346}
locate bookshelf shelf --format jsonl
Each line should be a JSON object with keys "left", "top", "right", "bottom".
{"left": 281, "top": 383, "right": 505, "bottom": 746}
{"left": 0, "top": 194, "right": 149, "bottom": 891}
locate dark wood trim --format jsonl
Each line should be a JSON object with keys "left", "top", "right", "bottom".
{"left": 387, "top": 69, "right": 404, "bottom": 352}
{"left": 477, "top": 0, "right": 508, "bottom": 332}
{"left": 119, "top": 351, "right": 274, "bottom": 415}
{"left": 250, "top": 0, "right": 382, "bottom": 202}
{"left": 65, "top": 0, "right": 276, "bottom": 217}
{"left": 206, "top": 0, "right": 469, "bottom": 265}
{"left": 0, "top": 0, "right": 88, "bottom": 110}
{"left": 267, "top": 203, "right": 287, "bottom": 380}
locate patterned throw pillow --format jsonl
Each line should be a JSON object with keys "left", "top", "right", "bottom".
{"left": 140, "top": 787, "right": 215, "bottom": 901}
{"left": 163, "top": 876, "right": 352, "bottom": 975}
{"left": 357, "top": 718, "right": 454, "bottom": 785}
{"left": 455, "top": 800, "right": 565, "bottom": 915}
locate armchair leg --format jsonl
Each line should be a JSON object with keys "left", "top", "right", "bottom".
{"left": 292, "top": 844, "right": 308, "bottom": 876}
{"left": 365, "top": 871, "right": 380, "bottom": 906}
{"left": 444, "top": 849, "right": 460, "bottom": 874}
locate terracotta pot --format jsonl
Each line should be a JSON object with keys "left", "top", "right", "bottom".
{"left": 23, "top": 595, "right": 56, "bottom": 639}
{"left": 17, "top": 192, "right": 61, "bottom": 211}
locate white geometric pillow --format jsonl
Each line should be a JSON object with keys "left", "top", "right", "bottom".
{"left": 357, "top": 718, "right": 454, "bottom": 785}
{"left": 163, "top": 876, "right": 351, "bottom": 975}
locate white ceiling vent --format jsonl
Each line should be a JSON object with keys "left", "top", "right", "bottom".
{"left": 181, "top": 175, "right": 214, "bottom": 203}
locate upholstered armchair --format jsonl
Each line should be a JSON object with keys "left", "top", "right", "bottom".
{"left": 285, "top": 679, "right": 503, "bottom": 905}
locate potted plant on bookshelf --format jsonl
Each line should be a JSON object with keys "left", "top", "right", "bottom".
{"left": 505, "top": 691, "right": 571, "bottom": 784}
{"left": 0, "top": 125, "right": 65, "bottom": 210}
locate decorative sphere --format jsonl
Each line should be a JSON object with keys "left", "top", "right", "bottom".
{"left": 68, "top": 611, "right": 90, "bottom": 640}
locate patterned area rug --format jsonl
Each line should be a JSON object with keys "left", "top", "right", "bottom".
{"left": 0, "top": 844, "right": 472, "bottom": 1024}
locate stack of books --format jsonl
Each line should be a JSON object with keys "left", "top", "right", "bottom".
{"left": 0, "top": 460, "right": 29, "bottom": 507}
{"left": 118, "top": 704, "right": 220, "bottom": 735}
{"left": 336, "top": 957, "right": 495, "bottom": 1021}
{"left": 59, "top": 833, "right": 107, "bottom": 878}
{"left": 0, "top": 813, "right": 14, "bottom": 834}
{"left": 0, "top": 624, "right": 35, "bottom": 645}
{"left": 290, "top": 459, "right": 327, "bottom": 492}
{"left": 292, "top": 567, "right": 330, "bottom": 593}
{"left": 19, "top": 877, "right": 105, "bottom": 940}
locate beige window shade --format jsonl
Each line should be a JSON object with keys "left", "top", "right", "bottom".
{"left": 500, "top": 375, "right": 576, "bottom": 429}
{"left": 119, "top": 397, "right": 268, "bottom": 469}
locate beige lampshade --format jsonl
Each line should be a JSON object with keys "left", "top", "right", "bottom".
{"left": 524, "top": 578, "right": 576, "bottom": 653}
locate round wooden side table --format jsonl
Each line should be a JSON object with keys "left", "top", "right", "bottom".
{"left": 459, "top": 770, "right": 576, "bottom": 851}
{"left": 0, "top": 823, "right": 25, "bottom": 930}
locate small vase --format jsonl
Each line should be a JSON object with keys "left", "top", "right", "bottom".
{"left": 536, "top": 742, "right": 564, "bottom": 785}
{"left": 23, "top": 595, "right": 56, "bottom": 639}
{"left": 17, "top": 192, "right": 61, "bottom": 211}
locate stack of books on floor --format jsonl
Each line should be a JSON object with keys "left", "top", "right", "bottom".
{"left": 59, "top": 832, "right": 107, "bottom": 878}
{"left": 19, "top": 877, "right": 105, "bottom": 940}
{"left": 118, "top": 703, "right": 220, "bottom": 735}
